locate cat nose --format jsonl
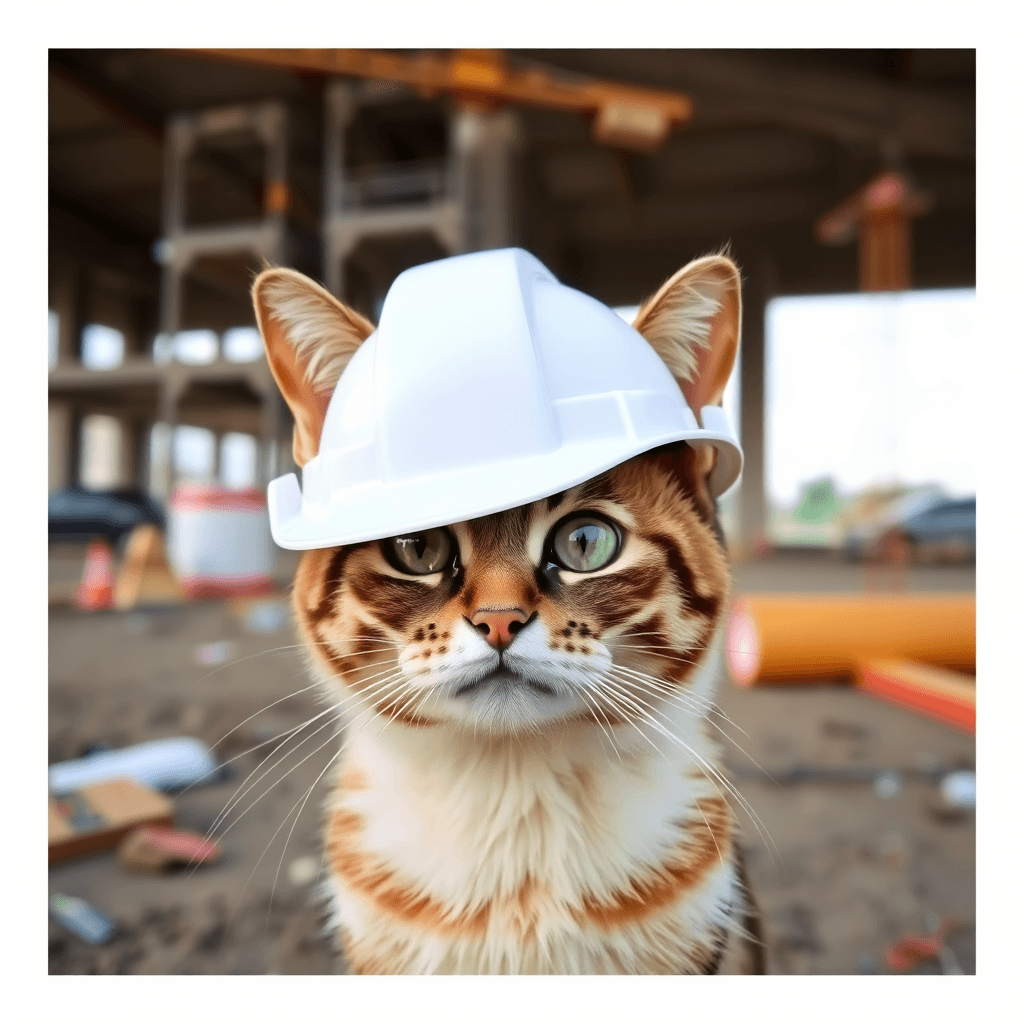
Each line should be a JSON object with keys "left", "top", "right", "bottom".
{"left": 468, "top": 607, "right": 531, "bottom": 649}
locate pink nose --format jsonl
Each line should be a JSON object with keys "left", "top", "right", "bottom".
{"left": 470, "top": 607, "right": 530, "bottom": 649}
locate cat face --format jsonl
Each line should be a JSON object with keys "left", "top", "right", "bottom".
{"left": 291, "top": 443, "right": 730, "bottom": 735}
{"left": 252, "top": 250, "right": 742, "bottom": 736}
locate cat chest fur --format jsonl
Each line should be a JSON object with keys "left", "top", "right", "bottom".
{"left": 321, "top": 696, "right": 746, "bottom": 974}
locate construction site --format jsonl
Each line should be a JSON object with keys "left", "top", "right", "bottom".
{"left": 47, "top": 49, "right": 975, "bottom": 977}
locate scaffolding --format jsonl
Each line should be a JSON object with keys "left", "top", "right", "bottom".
{"left": 49, "top": 84, "right": 521, "bottom": 505}
{"left": 322, "top": 79, "right": 519, "bottom": 307}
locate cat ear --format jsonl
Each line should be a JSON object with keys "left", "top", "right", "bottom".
{"left": 252, "top": 268, "right": 375, "bottom": 466}
{"left": 632, "top": 254, "right": 741, "bottom": 416}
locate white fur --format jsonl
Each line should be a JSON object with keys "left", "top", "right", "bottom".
{"left": 324, "top": 623, "right": 743, "bottom": 974}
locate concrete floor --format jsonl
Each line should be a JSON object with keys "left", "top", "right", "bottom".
{"left": 48, "top": 545, "right": 975, "bottom": 974}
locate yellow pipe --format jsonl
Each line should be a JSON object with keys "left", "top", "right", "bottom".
{"left": 725, "top": 593, "right": 975, "bottom": 686}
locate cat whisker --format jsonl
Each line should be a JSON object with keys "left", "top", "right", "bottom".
{"left": 565, "top": 681, "right": 625, "bottom": 769}
{"left": 608, "top": 659, "right": 746, "bottom": 735}
{"left": 608, "top": 667, "right": 768, "bottom": 780}
{"left": 603, "top": 672, "right": 779, "bottom": 866}
{"left": 614, "top": 630, "right": 760, "bottom": 661}
{"left": 207, "top": 671, "right": 408, "bottom": 852}
{"left": 599, "top": 677, "right": 751, "bottom": 862}
{"left": 214, "top": 668, "right": 417, "bottom": 913}
{"left": 204, "top": 661, "right": 403, "bottom": 834}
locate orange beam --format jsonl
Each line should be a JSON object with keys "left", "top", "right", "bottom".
{"left": 186, "top": 49, "right": 694, "bottom": 151}
{"left": 815, "top": 169, "right": 929, "bottom": 246}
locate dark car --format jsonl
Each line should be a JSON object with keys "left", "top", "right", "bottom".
{"left": 48, "top": 486, "right": 166, "bottom": 548}
{"left": 873, "top": 496, "right": 976, "bottom": 564}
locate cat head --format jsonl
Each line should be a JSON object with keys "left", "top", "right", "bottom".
{"left": 252, "top": 253, "right": 741, "bottom": 736}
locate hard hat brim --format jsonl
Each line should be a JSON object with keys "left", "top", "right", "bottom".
{"left": 268, "top": 409, "right": 741, "bottom": 550}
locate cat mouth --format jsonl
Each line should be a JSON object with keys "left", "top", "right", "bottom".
{"left": 454, "top": 669, "right": 555, "bottom": 698}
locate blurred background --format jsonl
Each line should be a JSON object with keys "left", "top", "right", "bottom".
{"left": 48, "top": 48, "right": 975, "bottom": 976}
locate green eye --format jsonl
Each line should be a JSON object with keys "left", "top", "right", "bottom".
{"left": 550, "top": 515, "right": 621, "bottom": 572}
{"left": 383, "top": 528, "right": 454, "bottom": 575}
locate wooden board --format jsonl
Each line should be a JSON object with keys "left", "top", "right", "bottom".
{"left": 856, "top": 659, "right": 975, "bottom": 735}
{"left": 48, "top": 778, "right": 174, "bottom": 864}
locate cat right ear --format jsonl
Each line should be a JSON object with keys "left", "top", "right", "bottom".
{"left": 252, "top": 268, "right": 375, "bottom": 466}
{"left": 632, "top": 254, "right": 742, "bottom": 417}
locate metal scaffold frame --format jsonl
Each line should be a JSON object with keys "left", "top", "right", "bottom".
{"left": 151, "top": 100, "right": 295, "bottom": 500}
{"left": 321, "top": 79, "right": 520, "bottom": 303}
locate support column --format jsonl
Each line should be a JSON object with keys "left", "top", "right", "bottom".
{"left": 51, "top": 262, "right": 87, "bottom": 366}
{"left": 151, "top": 374, "right": 182, "bottom": 502}
{"left": 211, "top": 430, "right": 224, "bottom": 483}
{"left": 260, "top": 387, "right": 282, "bottom": 487}
{"left": 116, "top": 418, "right": 140, "bottom": 488}
{"left": 323, "top": 83, "right": 357, "bottom": 299}
{"left": 736, "top": 253, "right": 776, "bottom": 559}
{"left": 67, "top": 411, "right": 85, "bottom": 489}
{"left": 48, "top": 404, "right": 74, "bottom": 492}
{"left": 452, "top": 107, "right": 519, "bottom": 253}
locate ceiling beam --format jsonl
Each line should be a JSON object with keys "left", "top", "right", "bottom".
{"left": 516, "top": 50, "right": 975, "bottom": 162}
{"left": 185, "top": 48, "right": 694, "bottom": 151}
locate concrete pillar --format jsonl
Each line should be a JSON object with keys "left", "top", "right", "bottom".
{"left": 323, "top": 83, "right": 357, "bottom": 299}
{"left": 134, "top": 422, "right": 153, "bottom": 493}
{"left": 51, "top": 263, "right": 87, "bottom": 366}
{"left": 115, "top": 419, "right": 154, "bottom": 490}
{"left": 68, "top": 411, "right": 85, "bottom": 488}
{"left": 452, "top": 108, "right": 519, "bottom": 253}
{"left": 48, "top": 404, "right": 74, "bottom": 492}
{"left": 151, "top": 374, "right": 183, "bottom": 502}
{"left": 260, "top": 388, "right": 282, "bottom": 487}
{"left": 736, "top": 254, "right": 776, "bottom": 558}
{"left": 116, "top": 418, "right": 138, "bottom": 488}
{"left": 212, "top": 431, "right": 224, "bottom": 483}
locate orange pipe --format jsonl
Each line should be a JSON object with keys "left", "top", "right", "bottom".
{"left": 726, "top": 593, "right": 975, "bottom": 686}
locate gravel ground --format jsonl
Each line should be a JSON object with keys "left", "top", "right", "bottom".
{"left": 48, "top": 546, "right": 975, "bottom": 975}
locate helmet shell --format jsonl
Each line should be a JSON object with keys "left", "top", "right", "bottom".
{"left": 268, "top": 248, "right": 741, "bottom": 549}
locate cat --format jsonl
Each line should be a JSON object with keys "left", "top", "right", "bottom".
{"left": 250, "top": 251, "right": 765, "bottom": 974}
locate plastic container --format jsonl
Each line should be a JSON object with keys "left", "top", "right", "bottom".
{"left": 168, "top": 484, "right": 276, "bottom": 599}
{"left": 49, "top": 894, "right": 117, "bottom": 945}
{"left": 48, "top": 737, "right": 219, "bottom": 795}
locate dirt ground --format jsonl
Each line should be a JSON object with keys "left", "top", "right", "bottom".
{"left": 47, "top": 545, "right": 975, "bottom": 975}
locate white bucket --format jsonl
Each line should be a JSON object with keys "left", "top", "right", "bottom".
{"left": 168, "top": 484, "right": 276, "bottom": 599}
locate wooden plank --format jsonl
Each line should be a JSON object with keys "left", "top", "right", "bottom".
{"left": 48, "top": 779, "right": 175, "bottom": 865}
{"left": 856, "top": 659, "right": 975, "bottom": 735}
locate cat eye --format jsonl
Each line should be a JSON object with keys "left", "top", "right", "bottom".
{"left": 382, "top": 528, "right": 455, "bottom": 575}
{"left": 548, "top": 513, "right": 621, "bottom": 573}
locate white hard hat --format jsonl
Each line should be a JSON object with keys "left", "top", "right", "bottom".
{"left": 268, "top": 248, "right": 742, "bottom": 550}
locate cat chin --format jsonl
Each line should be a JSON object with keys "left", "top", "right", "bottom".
{"left": 440, "top": 682, "right": 587, "bottom": 735}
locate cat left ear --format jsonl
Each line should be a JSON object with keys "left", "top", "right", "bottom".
{"left": 252, "top": 268, "right": 375, "bottom": 466}
{"left": 632, "top": 254, "right": 741, "bottom": 416}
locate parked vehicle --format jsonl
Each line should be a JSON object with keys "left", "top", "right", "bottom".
{"left": 873, "top": 497, "right": 976, "bottom": 564}
{"left": 842, "top": 486, "right": 947, "bottom": 561}
{"left": 48, "top": 486, "right": 166, "bottom": 548}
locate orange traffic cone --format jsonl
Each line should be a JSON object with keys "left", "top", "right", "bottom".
{"left": 75, "top": 539, "right": 115, "bottom": 611}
